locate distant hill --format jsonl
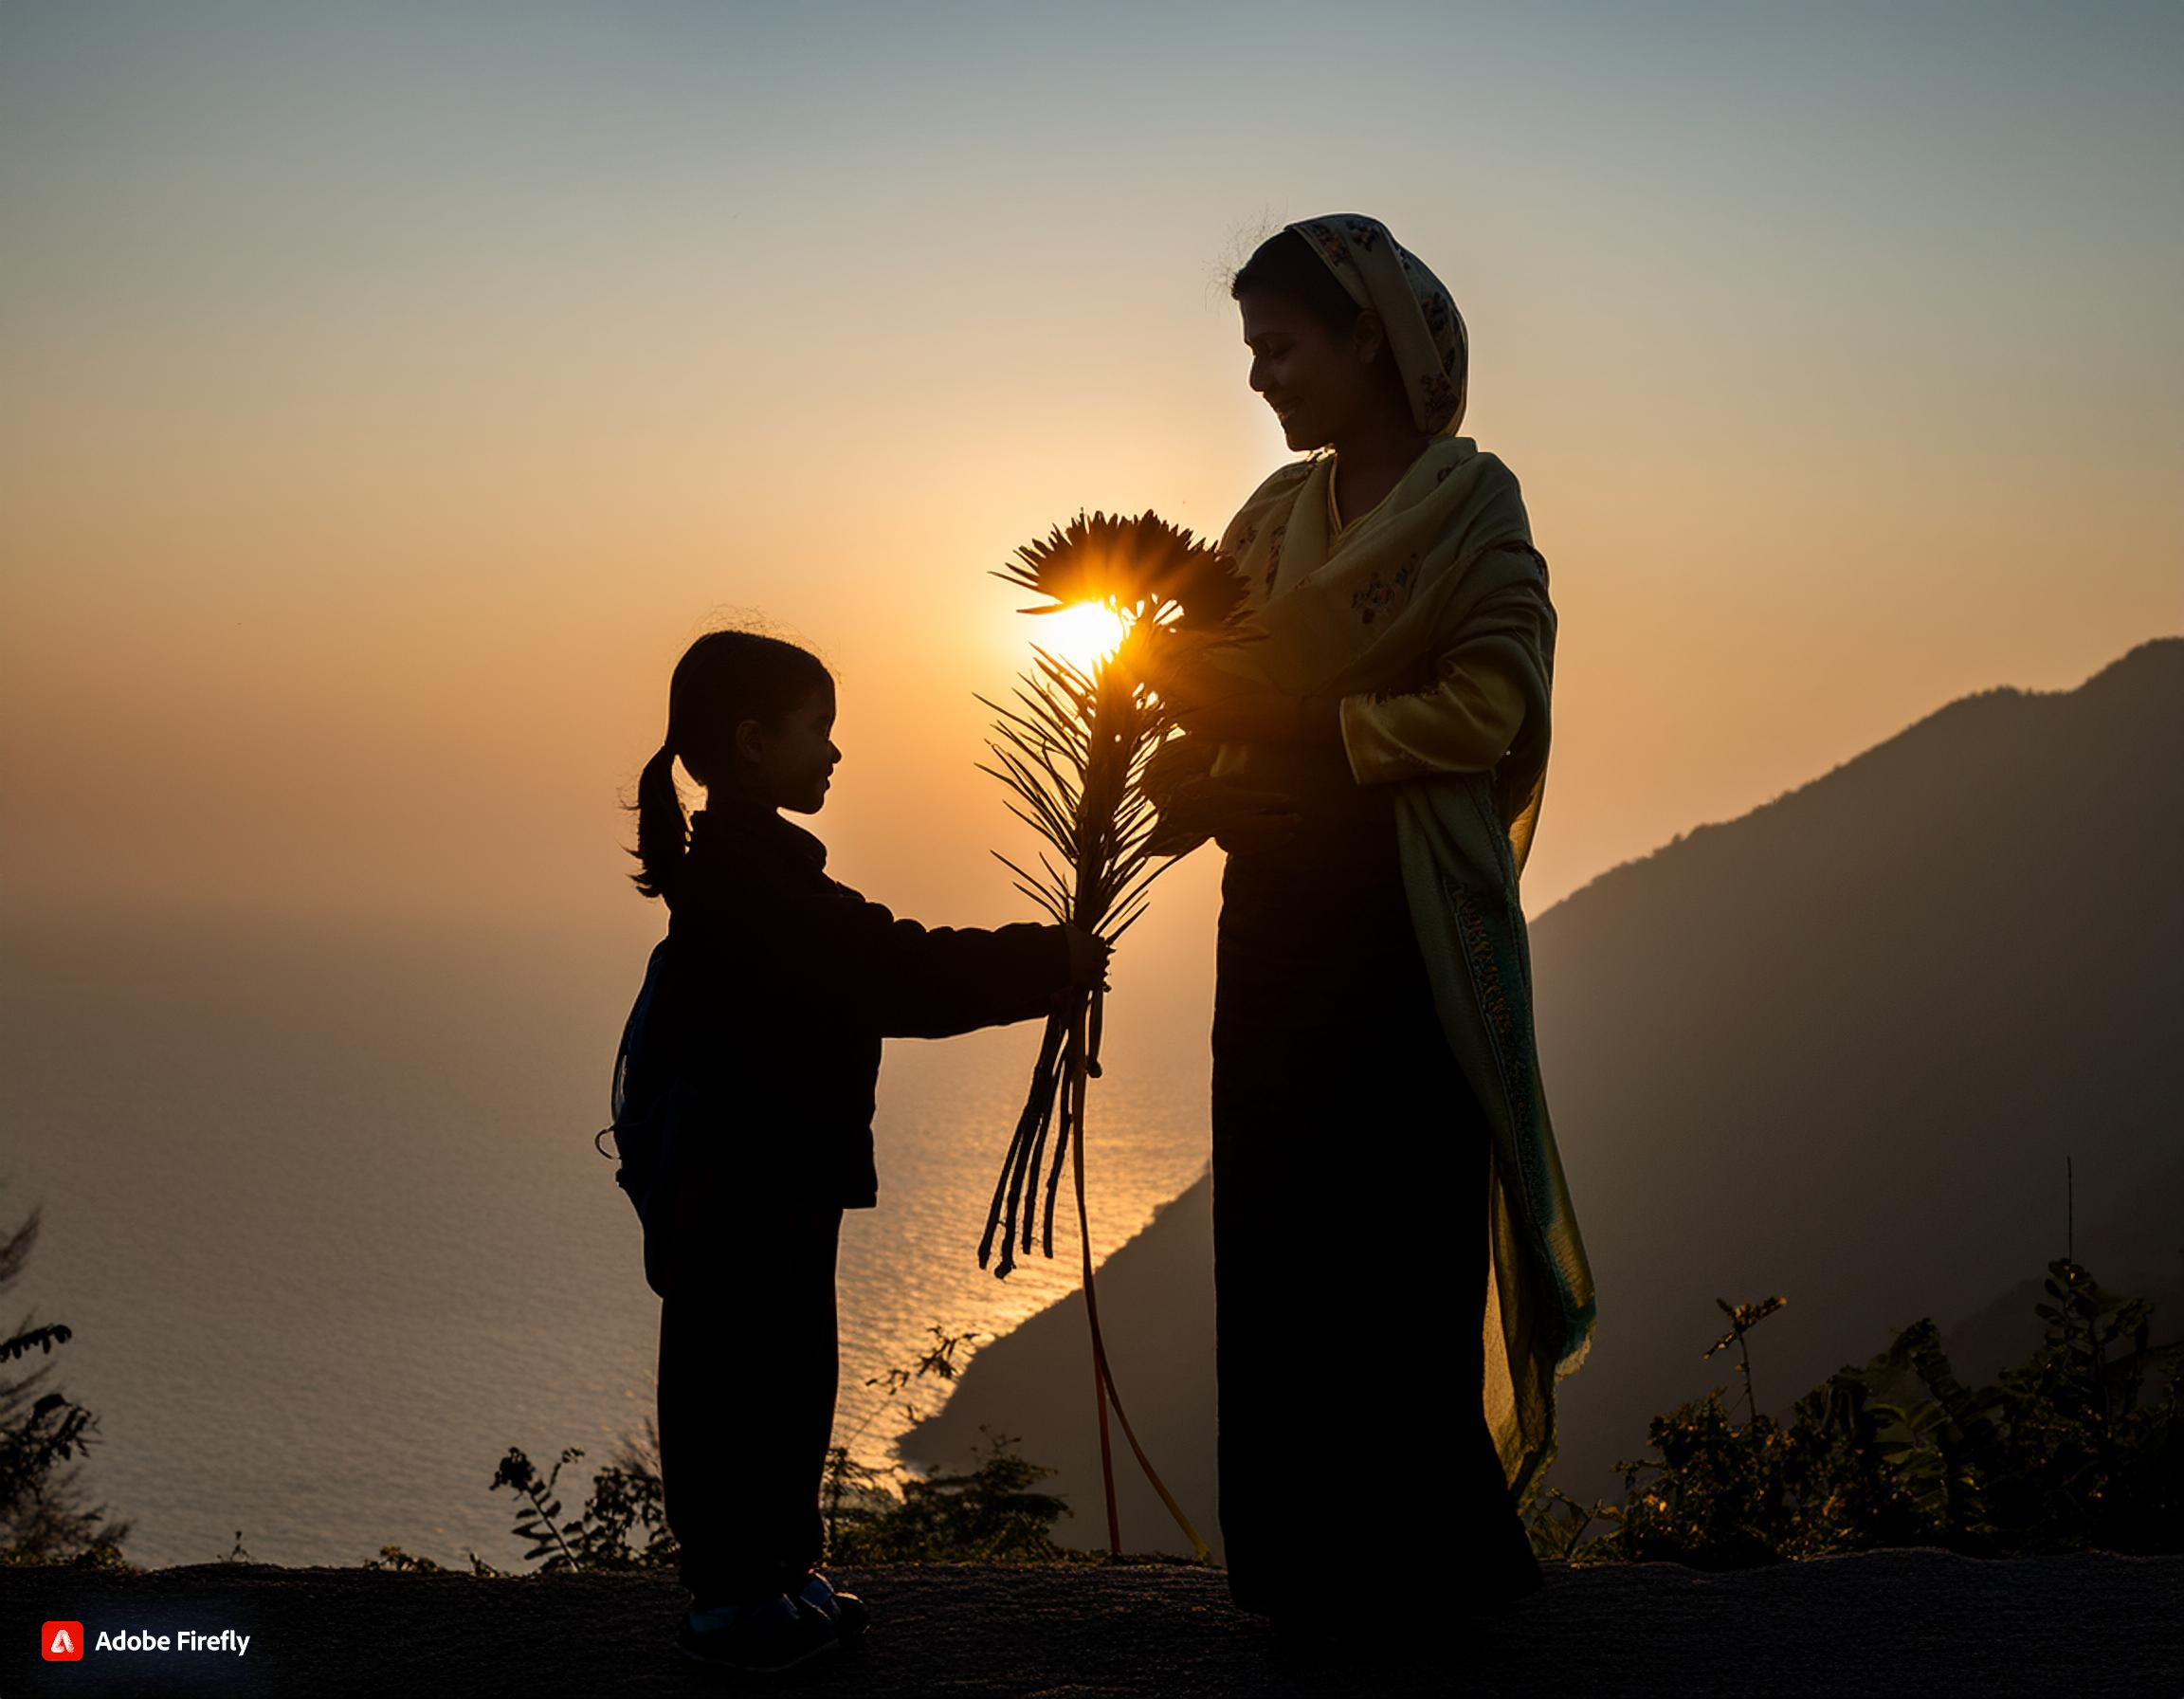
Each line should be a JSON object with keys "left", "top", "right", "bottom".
{"left": 907, "top": 640, "right": 2184, "bottom": 1552}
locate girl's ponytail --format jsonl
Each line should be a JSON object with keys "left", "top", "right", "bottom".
{"left": 629, "top": 741, "right": 688, "bottom": 900}
{"left": 625, "top": 626, "right": 833, "bottom": 902}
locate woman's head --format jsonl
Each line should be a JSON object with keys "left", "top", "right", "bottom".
{"left": 629, "top": 630, "right": 837, "bottom": 899}
{"left": 1232, "top": 217, "right": 1468, "bottom": 447}
{"left": 1234, "top": 229, "right": 1410, "bottom": 453}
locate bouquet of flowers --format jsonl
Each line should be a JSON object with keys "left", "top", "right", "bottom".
{"left": 974, "top": 510, "right": 1248, "bottom": 1558}
{"left": 975, "top": 510, "right": 1250, "bottom": 1276}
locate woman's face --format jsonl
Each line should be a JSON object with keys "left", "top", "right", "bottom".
{"left": 1239, "top": 290, "right": 1401, "bottom": 452}
{"left": 736, "top": 686, "right": 840, "bottom": 814}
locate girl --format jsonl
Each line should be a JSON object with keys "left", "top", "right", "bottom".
{"left": 612, "top": 629, "right": 1105, "bottom": 1673}
{"left": 1132, "top": 216, "right": 1595, "bottom": 1637}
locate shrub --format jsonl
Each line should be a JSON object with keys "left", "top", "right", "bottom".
{"left": 466, "top": 1325, "right": 1071, "bottom": 1573}
{"left": 826, "top": 1431, "right": 1071, "bottom": 1563}
{"left": 0, "top": 1196, "right": 131, "bottom": 1568}
{"left": 1532, "top": 1258, "right": 2184, "bottom": 1566}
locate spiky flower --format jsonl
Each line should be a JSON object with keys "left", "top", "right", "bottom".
{"left": 994, "top": 510, "right": 1251, "bottom": 635}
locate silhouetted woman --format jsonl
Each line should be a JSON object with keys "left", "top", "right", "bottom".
{"left": 1137, "top": 216, "right": 1595, "bottom": 1633}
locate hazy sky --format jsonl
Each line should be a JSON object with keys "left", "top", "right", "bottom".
{"left": 4, "top": 0, "right": 2179, "bottom": 971}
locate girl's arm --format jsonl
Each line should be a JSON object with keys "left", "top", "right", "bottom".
{"left": 804, "top": 891, "right": 1076, "bottom": 1040}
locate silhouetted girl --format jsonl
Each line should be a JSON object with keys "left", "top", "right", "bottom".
{"left": 610, "top": 629, "right": 1104, "bottom": 1673}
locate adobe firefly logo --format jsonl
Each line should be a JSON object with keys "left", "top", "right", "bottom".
{"left": 43, "top": 1620, "right": 84, "bottom": 1661}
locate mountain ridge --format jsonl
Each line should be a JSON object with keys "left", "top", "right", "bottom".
{"left": 1545, "top": 636, "right": 2182, "bottom": 917}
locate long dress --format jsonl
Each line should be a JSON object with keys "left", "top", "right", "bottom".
{"left": 1201, "top": 612, "right": 1541, "bottom": 1616}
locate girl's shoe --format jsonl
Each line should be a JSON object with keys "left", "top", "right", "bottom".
{"left": 676, "top": 1594, "right": 838, "bottom": 1673}
{"left": 798, "top": 1572, "right": 870, "bottom": 1641}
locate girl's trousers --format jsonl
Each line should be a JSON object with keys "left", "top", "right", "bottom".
{"left": 655, "top": 1187, "right": 844, "bottom": 1607}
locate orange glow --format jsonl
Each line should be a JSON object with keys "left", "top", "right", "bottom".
{"left": 1033, "top": 601, "right": 1134, "bottom": 676}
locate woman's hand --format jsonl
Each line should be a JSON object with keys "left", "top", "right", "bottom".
{"left": 1125, "top": 643, "right": 1338, "bottom": 746}
{"left": 1161, "top": 776, "right": 1301, "bottom": 854}
{"left": 1060, "top": 924, "right": 1112, "bottom": 994}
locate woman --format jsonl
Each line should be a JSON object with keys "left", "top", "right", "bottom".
{"left": 1137, "top": 215, "right": 1595, "bottom": 1628}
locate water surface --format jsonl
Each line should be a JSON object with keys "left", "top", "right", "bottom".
{"left": 1, "top": 910, "right": 1210, "bottom": 1570}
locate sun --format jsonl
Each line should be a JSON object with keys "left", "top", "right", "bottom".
{"left": 1037, "top": 601, "right": 1133, "bottom": 674}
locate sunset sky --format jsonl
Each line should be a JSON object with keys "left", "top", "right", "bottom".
{"left": 4, "top": 0, "right": 2178, "bottom": 986}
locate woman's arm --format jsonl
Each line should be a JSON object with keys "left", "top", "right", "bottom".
{"left": 1141, "top": 734, "right": 1301, "bottom": 855}
{"left": 1337, "top": 642, "right": 1528, "bottom": 785}
{"left": 1335, "top": 560, "right": 1553, "bottom": 785}
{"left": 1126, "top": 646, "right": 1338, "bottom": 748}
{"left": 1131, "top": 592, "right": 1539, "bottom": 784}
{"left": 1141, "top": 737, "right": 1216, "bottom": 857}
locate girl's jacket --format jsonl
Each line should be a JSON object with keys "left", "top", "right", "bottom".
{"left": 609, "top": 800, "right": 1067, "bottom": 1286}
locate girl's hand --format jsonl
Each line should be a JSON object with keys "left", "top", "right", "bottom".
{"left": 1061, "top": 924, "right": 1112, "bottom": 994}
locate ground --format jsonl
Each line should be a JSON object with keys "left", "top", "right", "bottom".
{"left": 5, "top": 1551, "right": 2178, "bottom": 1696}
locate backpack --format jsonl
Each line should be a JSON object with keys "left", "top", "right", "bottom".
{"left": 595, "top": 940, "right": 692, "bottom": 1298}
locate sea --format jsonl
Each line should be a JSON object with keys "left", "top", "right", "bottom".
{"left": 0, "top": 904, "right": 1212, "bottom": 1572}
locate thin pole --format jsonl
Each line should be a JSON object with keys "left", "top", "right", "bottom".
{"left": 1067, "top": 1008, "right": 1122, "bottom": 1555}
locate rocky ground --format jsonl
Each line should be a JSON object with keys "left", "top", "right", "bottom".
{"left": 6, "top": 1550, "right": 2179, "bottom": 1696}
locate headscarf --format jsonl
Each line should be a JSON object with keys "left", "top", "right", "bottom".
{"left": 1286, "top": 213, "right": 1468, "bottom": 436}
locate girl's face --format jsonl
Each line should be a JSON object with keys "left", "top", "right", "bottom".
{"left": 1239, "top": 289, "right": 1402, "bottom": 453}
{"left": 737, "top": 686, "right": 840, "bottom": 814}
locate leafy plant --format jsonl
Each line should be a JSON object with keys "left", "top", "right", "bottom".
{"left": 826, "top": 1430, "right": 1071, "bottom": 1564}
{"left": 1978, "top": 1259, "right": 2184, "bottom": 1550}
{"left": 361, "top": 1544, "right": 504, "bottom": 1576}
{"left": 824, "top": 1324, "right": 978, "bottom": 1552}
{"left": 0, "top": 1194, "right": 131, "bottom": 1568}
{"left": 1706, "top": 1294, "right": 1787, "bottom": 1425}
{"left": 974, "top": 511, "right": 1239, "bottom": 1562}
{"left": 465, "top": 1326, "right": 1073, "bottom": 1574}
{"left": 488, "top": 1424, "right": 675, "bottom": 1575}
{"left": 977, "top": 511, "right": 1251, "bottom": 1275}
{"left": 1532, "top": 1259, "right": 2184, "bottom": 1568}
